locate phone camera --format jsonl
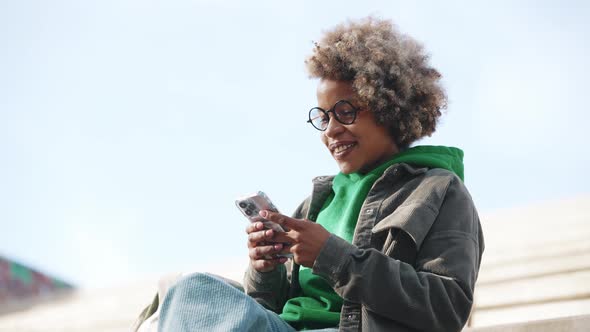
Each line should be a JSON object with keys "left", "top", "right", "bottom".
{"left": 245, "top": 209, "right": 253, "bottom": 216}
{"left": 239, "top": 202, "right": 248, "bottom": 208}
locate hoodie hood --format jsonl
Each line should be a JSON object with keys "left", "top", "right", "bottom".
{"left": 389, "top": 145, "right": 465, "bottom": 181}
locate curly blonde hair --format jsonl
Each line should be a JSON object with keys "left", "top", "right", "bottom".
{"left": 305, "top": 17, "right": 447, "bottom": 148}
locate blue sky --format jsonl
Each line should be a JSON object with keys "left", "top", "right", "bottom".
{"left": 1, "top": 0, "right": 589, "bottom": 287}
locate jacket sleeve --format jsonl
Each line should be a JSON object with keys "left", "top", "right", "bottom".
{"left": 312, "top": 177, "right": 484, "bottom": 332}
{"left": 243, "top": 263, "right": 290, "bottom": 313}
{"left": 243, "top": 197, "right": 310, "bottom": 313}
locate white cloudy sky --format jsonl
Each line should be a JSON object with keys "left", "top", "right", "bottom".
{"left": 1, "top": 0, "right": 589, "bottom": 287}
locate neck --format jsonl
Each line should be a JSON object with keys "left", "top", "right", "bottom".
{"left": 357, "top": 147, "right": 399, "bottom": 174}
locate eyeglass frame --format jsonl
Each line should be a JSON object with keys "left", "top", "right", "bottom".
{"left": 307, "top": 100, "right": 365, "bottom": 131}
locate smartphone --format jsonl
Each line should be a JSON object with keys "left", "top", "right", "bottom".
{"left": 235, "top": 191, "right": 292, "bottom": 258}
{"left": 235, "top": 191, "right": 286, "bottom": 233}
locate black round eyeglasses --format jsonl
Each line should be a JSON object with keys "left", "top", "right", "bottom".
{"left": 307, "top": 100, "right": 363, "bottom": 131}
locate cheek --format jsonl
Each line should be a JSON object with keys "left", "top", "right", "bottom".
{"left": 359, "top": 126, "right": 392, "bottom": 152}
{"left": 320, "top": 133, "right": 329, "bottom": 146}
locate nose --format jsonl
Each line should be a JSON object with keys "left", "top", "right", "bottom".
{"left": 323, "top": 113, "right": 345, "bottom": 137}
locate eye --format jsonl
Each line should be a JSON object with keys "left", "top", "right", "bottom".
{"left": 335, "top": 104, "right": 356, "bottom": 123}
{"left": 309, "top": 108, "right": 330, "bottom": 129}
{"left": 338, "top": 109, "right": 355, "bottom": 117}
{"left": 309, "top": 113, "right": 328, "bottom": 124}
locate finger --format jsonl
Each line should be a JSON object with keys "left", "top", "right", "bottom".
{"left": 245, "top": 221, "right": 265, "bottom": 234}
{"left": 277, "top": 245, "right": 292, "bottom": 255}
{"left": 247, "top": 229, "right": 274, "bottom": 246}
{"left": 249, "top": 243, "right": 284, "bottom": 260}
{"left": 251, "top": 257, "right": 287, "bottom": 272}
{"left": 260, "top": 210, "right": 302, "bottom": 231}
{"left": 251, "top": 259, "right": 277, "bottom": 272}
{"left": 272, "top": 231, "right": 297, "bottom": 244}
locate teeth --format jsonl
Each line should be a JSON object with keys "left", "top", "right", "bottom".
{"left": 334, "top": 144, "right": 355, "bottom": 153}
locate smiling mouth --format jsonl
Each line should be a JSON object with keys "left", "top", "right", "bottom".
{"left": 331, "top": 143, "right": 357, "bottom": 157}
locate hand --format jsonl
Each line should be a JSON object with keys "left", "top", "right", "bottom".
{"left": 260, "top": 210, "right": 331, "bottom": 268}
{"left": 246, "top": 221, "right": 288, "bottom": 272}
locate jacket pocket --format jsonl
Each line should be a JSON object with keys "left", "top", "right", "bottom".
{"left": 371, "top": 202, "right": 439, "bottom": 263}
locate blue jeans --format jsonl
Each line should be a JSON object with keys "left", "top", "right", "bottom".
{"left": 158, "top": 272, "right": 339, "bottom": 332}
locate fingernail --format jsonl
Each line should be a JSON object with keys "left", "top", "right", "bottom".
{"left": 265, "top": 230, "right": 272, "bottom": 237}
{"left": 259, "top": 210, "right": 267, "bottom": 218}
{"left": 274, "top": 243, "right": 283, "bottom": 250}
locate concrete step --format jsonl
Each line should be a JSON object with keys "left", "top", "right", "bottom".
{"left": 465, "top": 314, "right": 590, "bottom": 332}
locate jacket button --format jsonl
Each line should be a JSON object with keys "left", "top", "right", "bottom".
{"left": 365, "top": 208, "right": 374, "bottom": 215}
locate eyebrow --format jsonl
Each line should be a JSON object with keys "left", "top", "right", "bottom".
{"left": 317, "top": 99, "right": 358, "bottom": 109}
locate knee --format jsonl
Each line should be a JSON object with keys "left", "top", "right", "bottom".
{"left": 159, "top": 272, "right": 225, "bottom": 319}
{"left": 163, "top": 272, "right": 245, "bottom": 306}
{"left": 166, "top": 272, "right": 219, "bottom": 297}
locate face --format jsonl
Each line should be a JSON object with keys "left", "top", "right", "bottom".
{"left": 317, "top": 79, "right": 399, "bottom": 174}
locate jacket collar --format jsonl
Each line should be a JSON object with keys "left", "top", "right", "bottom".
{"left": 310, "top": 163, "right": 435, "bottom": 250}
{"left": 313, "top": 162, "right": 428, "bottom": 185}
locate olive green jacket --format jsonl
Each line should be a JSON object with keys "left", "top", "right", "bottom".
{"left": 244, "top": 163, "right": 485, "bottom": 332}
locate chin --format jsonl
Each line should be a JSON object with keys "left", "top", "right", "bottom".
{"left": 338, "top": 163, "right": 359, "bottom": 174}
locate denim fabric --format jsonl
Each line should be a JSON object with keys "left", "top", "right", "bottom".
{"left": 158, "top": 272, "right": 338, "bottom": 332}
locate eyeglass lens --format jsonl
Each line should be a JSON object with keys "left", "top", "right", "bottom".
{"left": 309, "top": 100, "right": 357, "bottom": 130}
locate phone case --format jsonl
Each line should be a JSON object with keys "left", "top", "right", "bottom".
{"left": 235, "top": 191, "right": 292, "bottom": 258}
{"left": 235, "top": 191, "right": 284, "bottom": 233}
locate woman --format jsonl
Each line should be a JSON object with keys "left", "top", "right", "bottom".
{"left": 136, "top": 16, "right": 484, "bottom": 332}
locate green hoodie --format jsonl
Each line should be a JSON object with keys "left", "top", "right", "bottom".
{"left": 390, "top": 145, "right": 464, "bottom": 181}
{"left": 280, "top": 145, "right": 464, "bottom": 330}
